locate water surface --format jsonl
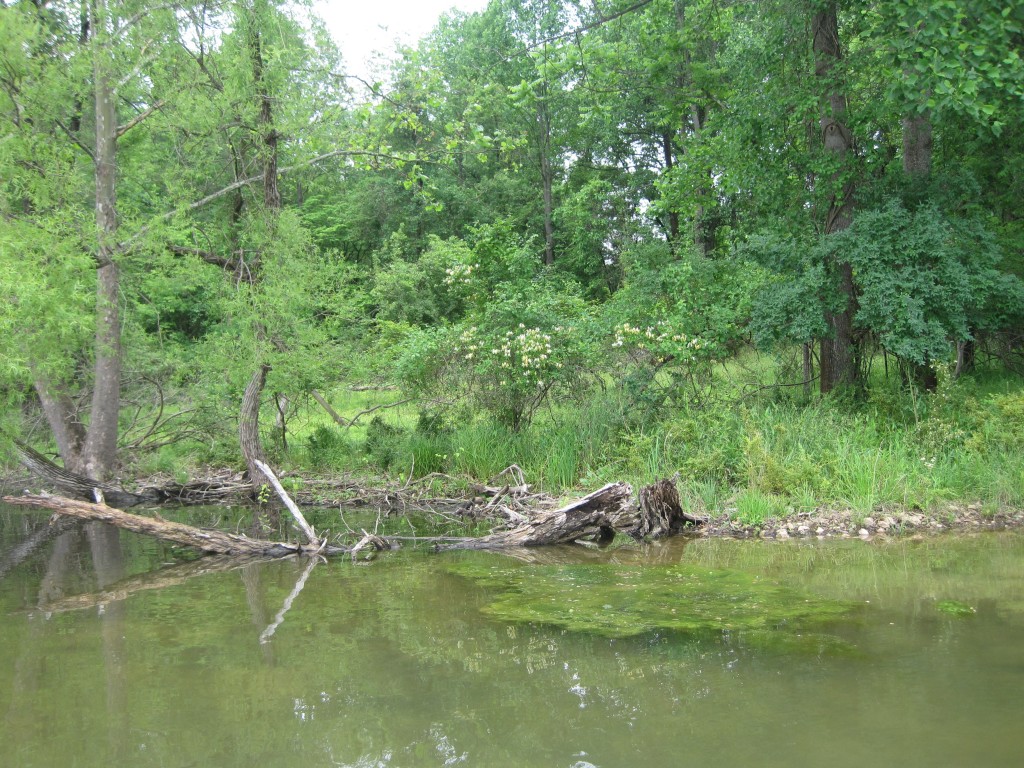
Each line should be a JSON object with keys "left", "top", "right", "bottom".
{"left": 1, "top": 504, "right": 1022, "bottom": 767}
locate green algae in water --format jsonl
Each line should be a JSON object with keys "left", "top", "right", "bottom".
{"left": 936, "top": 599, "right": 977, "bottom": 617}
{"left": 449, "top": 559, "right": 855, "bottom": 639}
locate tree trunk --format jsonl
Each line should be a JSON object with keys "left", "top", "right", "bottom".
{"left": 248, "top": 0, "right": 280, "bottom": 211}
{"left": 77, "top": 0, "right": 123, "bottom": 480}
{"left": 813, "top": 3, "right": 858, "bottom": 394}
{"left": 903, "top": 104, "right": 939, "bottom": 387}
{"left": 661, "top": 130, "right": 681, "bottom": 244}
{"left": 240, "top": 364, "right": 272, "bottom": 495}
{"left": 240, "top": 1, "right": 280, "bottom": 498}
{"left": 902, "top": 112, "right": 932, "bottom": 177}
{"left": 442, "top": 482, "right": 635, "bottom": 550}
{"left": 689, "top": 102, "right": 716, "bottom": 257}
{"left": 32, "top": 376, "right": 87, "bottom": 474}
{"left": 274, "top": 392, "right": 288, "bottom": 449}
{"left": 539, "top": 98, "right": 555, "bottom": 266}
{"left": 803, "top": 342, "right": 814, "bottom": 396}
{"left": 955, "top": 339, "right": 976, "bottom": 377}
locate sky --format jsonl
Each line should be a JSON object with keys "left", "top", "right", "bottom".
{"left": 311, "top": 0, "right": 490, "bottom": 79}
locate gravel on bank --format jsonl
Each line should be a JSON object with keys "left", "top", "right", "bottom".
{"left": 699, "top": 504, "right": 1024, "bottom": 540}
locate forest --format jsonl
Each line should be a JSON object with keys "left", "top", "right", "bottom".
{"left": 2, "top": 0, "right": 1023, "bottom": 523}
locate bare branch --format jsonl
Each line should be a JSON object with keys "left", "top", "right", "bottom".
{"left": 116, "top": 99, "right": 166, "bottom": 138}
{"left": 346, "top": 398, "right": 416, "bottom": 429}
{"left": 54, "top": 120, "right": 95, "bottom": 159}
{"left": 167, "top": 243, "right": 238, "bottom": 270}
{"left": 125, "top": 147, "right": 421, "bottom": 247}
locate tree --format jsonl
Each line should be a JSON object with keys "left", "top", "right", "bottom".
{"left": 812, "top": 2, "right": 858, "bottom": 393}
{"left": 0, "top": 0, "right": 207, "bottom": 478}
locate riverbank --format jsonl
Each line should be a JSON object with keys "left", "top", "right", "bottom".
{"left": 7, "top": 465, "right": 1021, "bottom": 545}
{"left": 700, "top": 503, "right": 1024, "bottom": 540}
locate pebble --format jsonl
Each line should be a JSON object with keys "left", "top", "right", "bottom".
{"left": 863, "top": 517, "right": 876, "bottom": 528}
{"left": 777, "top": 529, "right": 790, "bottom": 539}
{"left": 815, "top": 526, "right": 825, "bottom": 535}
{"left": 858, "top": 528, "right": 870, "bottom": 537}
{"left": 797, "top": 525, "right": 810, "bottom": 535}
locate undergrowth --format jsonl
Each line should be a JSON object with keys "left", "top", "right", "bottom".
{"left": 112, "top": 358, "right": 1024, "bottom": 521}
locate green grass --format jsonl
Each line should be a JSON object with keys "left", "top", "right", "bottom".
{"left": 110, "top": 356, "right": 1024, "bottom": 521}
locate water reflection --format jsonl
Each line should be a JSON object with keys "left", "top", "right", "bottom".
{"left": 0, "top": 509, "right": 1023, "bottom": 767}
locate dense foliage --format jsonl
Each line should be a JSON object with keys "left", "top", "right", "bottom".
{"left": 1, "top": 0, "right": 1022, "bottom": 512}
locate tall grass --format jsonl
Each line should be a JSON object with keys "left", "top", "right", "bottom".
{"left": 254, "top": 366, "right": 1024, "bottom": 519}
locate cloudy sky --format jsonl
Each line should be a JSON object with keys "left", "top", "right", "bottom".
{"left": 311, "top": 0, "right": 490, "bottom": 78}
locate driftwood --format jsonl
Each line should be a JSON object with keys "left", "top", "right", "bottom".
{"left": 2, "top": 493, "right": 345, "bottom": 557}
{"left": 254, "top": 460, "right": 320, "bottom": 547}
{"left": 137, "top": 470, "right": 254, "bottom": 504}
{"left": 441, "top": 482, "right": 634, "bottom": 550}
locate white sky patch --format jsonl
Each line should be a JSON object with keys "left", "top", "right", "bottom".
{"left": 311, "top": 0, "right": 490, "bottom": 79}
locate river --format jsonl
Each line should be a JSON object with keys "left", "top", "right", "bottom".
{"left": 1, "top": 504, "right": 1022, "bottom": 767}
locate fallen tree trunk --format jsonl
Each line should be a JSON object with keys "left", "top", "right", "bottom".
{"left": 14, "top": 442, "right": 157, "bottom": 507}
{"left": 440, "top": 482, "right": 634, "bottom": 550}
{"left": 2, "top": 493, "right": 345, "bottom": 557}
{"left": 254, "top": 460, "right": 319, "bottom": 546}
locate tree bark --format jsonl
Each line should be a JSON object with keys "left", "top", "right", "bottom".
{"left": 32, "top": 376, "right": 87, "bottom": 475}
{"left": 82, "top": 0, "right": 123, "bottom": 480}
{"left": 441, "top": 482, "right": 634, "bottom": 550}
{"left": 903, "top": 104, "right": 942, "bottom": 387}
{"left": 240, "top": 363, "right": 272, "bottom": 495}
{"left": 813, "top": 3, "right": 858, "bottom": 394}
{"left": 661, "top": 130, "right": 681, "bottom": 243}
{"left": 902, "top": 113, "right": 932, "bottom": 177}
{"left": 538, "top": 96, "right": 555, "bottom": 266}
{"left": 4, "top": 493, "right": 338, "bottom": 557}
{"left": 240, "top": 1, "right": 280, "bottom": 497}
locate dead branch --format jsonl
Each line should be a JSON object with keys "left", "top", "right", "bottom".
{"left": 253, "top": 460, "right": 320, "bottom": 547}
{"left": 345, "top": 397, "right": 416, "bottom": 429}
{"left": 440, "top": 482, "right": 634, "bottom": 550}
{"left": 350, "top": 529, "right": 392, "bottom": 560}
{"left": 2, "top": 493, "right": 343, "bottom": 557}
{"left": 310, "top": 389, "right": 350, "bottom": 427}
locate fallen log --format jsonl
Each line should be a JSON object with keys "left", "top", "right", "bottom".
{"left": 14, "top": 442, "right": 157, "bottom": 507}
{"left": 254, "top": 460, "right": 320, "bottom": 547}
{"left": 2, "top": 493, "right": 345, "bottom": 557}
{"left": 440, "top": 482, "right": 634, "bottom": 550}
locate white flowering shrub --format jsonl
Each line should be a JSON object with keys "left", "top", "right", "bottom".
{"left": 602, "top": 243, "right": 754, "bottom": 415}
{"left": 449, "top": 320, "right": 582, "bottom": 429}
{"left": 397, "top": 231, "right": 593, "bottom": 429}
{"left": 394, "top": 220, "right": 595, "bottom": 428}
